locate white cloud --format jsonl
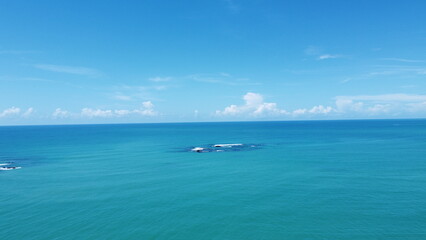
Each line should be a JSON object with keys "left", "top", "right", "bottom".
{"left": 142, "top": 101, "right": 154, "bottom": 109}
{"left": 148, "top": 76, "right": 172, "bottom": 82}
{"left": 335, "top": 99, "right": 364, "bottom": 112}
{"left": 80, "top": 101, "right": 158, "bottom": 118}
{"left": 34, "top": 64, "right": 102, "bottom": 77}
{"left": 0, "top": 107, "right": 34, "bottom": 119}
{"left": 304, "top": 46, "right": 342, "bottom": 60}
{"left": 367, "top": 104, "right": 392, "bottom": 114}
{"left": 216, "top": 92, "right": 287, "bottom": 117}
{"left": 135, "top": 101, "right": 157, "bottom": 116}
{"left": 253, "top": 102, "right": 284, "bottom": 116}
{"left": 0, "top": 107, "right": 21, "bottom": 117}
{"left": 334, "top": 93, "right": 426, "bottom": 115}
{"left": 114, "top": 109, "right": 131, "bottom": 116}
{"left": 216, "top": 93, "right": 338, "bottom": 118}
{"left": 218, "top": 105, "right": 241, "bottom": 116}
{"left": 22, "top": 108, "right": 34, "bottom": 117}
{"left": 216, "top": 92, "right": 426, "bottom": 119}
{"left": 52, "top": 108, "right": 70, "bottom": 118}
{"left": 292, "top": 105, "right": 334, "bottom": 115}
{"left": 133, "top": 109, "right": 156, "bottom": 116}
{"left": 244, "top": 92, "right": 264, "bottom": 106}
{"left": 308, "top": 105, "right": 333, "bottom": 114}
{"left": 292, "top": 108, "right": 307, "bottom": 115}
{"left": 81, "top": 108, "right": 113, "bottom": 118}
{"left": 318, "top": 54, "right": 341, "bottom": 60}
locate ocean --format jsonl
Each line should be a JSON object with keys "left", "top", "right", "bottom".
{"left": 1, "top": 120, "right": 426, "bottom": 239}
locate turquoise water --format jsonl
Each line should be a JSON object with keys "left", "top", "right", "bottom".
{"left": 1, "top": 120, "right": 426, "bottom": 239}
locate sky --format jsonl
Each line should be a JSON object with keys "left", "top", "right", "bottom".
{"left": 1, "top": 0, "right": 426, "bottom": 125}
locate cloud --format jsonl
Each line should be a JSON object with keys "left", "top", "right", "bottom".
{"left": 216, "top": 93, "right": 337, "bottom": 118}
{"left": 0, "top": 107, "right": 21, "bottom": 117}
{"left": 52, "top": 108, "right": 70, "bottom": 118}
{"left": 22, "top": 108, "right": 34, "bottom": 117}
{"left": 318, "top": 54, "right": 341, "bottom": 60}
{"left": 34, "top": 64, "right": 102, "bottom": 77}
{"left": 216, "top": 92, "right": 287, "bottom": 116}
{"left": 215, "top": 92, "right": 426, "bottom": 118}
{"left": 134, "top": 101, "right": 157, "bottom": 116}
{"left": 81, "top": 108, "right": 113, "bottom": 118}
{"left": 367, "top": 104, "right": 392, "bottom": 114}
{"left": 304, "top": 46, "right": 342, "bottom": 60}
{"left": 335, "top": 99, "right": 364, "bottom": 112}
{"left": 292, "top": 105, "right": 334, "bottom": 115}
{"left": 340, "top": 78, "right": 351, "bottom": 84}
{"left": 80, "top": 101, "right": 158, "bottom": 118}
{"left": 142, "top": 101, "right": 154, "bottom": 109}
{"left": 149, "top": 76, "right": 172, "bottom": 82}
{"left": 334, "top": 93, "right": 426, "bottom": 115}
{"left": 308, "top": 105, "right": 334, "bottom": 114}
{"left": 0, "top": 107, "right": 34, "bottom": 118}
{"left": 114, "top": 109, "right": 131, "bottom": 116}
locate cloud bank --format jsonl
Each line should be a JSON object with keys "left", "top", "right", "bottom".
{"left": 0, "top": 107, "right": 34, "bottom": 118}
{"left": 81, "top": 101, "right": 157, "bottom": 118}
{"left": 4, "top": 93, "right": 426, "bottom": 123}
{"left": 216, "top": 92, "right": 426, "bottom": 118}
{"left": 334, "top": 94, "right": 426, "bottom": 115}
{"left": 216, "top": 93, "right": 333, "bottom": 117}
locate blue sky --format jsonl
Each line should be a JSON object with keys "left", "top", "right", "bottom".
{"left": 1, "top": 0, "right": 426, "bottom": 125}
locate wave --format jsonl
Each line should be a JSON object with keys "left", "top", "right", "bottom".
{"left": 213, "top": 143, "right": 243, "bottom": 148}
{"left": 0, "top": 166, "right": 21, "bottom": 171}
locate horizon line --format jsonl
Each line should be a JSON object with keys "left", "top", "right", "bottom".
{"left": 1, "top": 117, "right": 425, "bottom": 127}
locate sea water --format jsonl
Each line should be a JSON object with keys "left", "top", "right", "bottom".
{"left": 1, "top": 120, "right": 426, "bottom": 239}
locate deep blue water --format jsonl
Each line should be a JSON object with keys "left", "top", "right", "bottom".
{"left": 1, "top": 120, "right": 426, "bottom": 239}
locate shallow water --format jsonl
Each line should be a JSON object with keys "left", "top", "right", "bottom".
{"left": 1, "top": 120, "right": 426, "bottom": 239}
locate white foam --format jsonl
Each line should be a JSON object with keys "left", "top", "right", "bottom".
{"left": 191, "top": 147, "right": 204, "bottom": 152}
{"left": 213, "top": 143, "right": 243, "bottom": 148}
{"left": 0, "top": 166, "right": 21, "bottom": 171}
{"left": 0, "top": 163, "right": 10, "bottom": 166}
